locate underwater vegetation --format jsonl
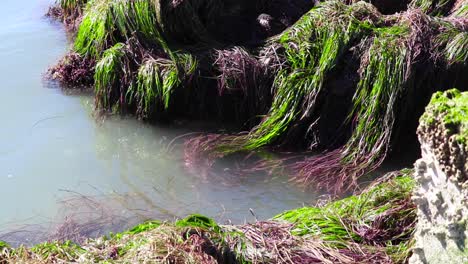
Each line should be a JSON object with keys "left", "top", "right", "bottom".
{"left": 48, "top": 0, "right": 467, "bottom": 193}
{"left": 0, "top": 170, "right": 415, "bottom": 263}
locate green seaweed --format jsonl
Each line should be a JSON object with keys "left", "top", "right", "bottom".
{"left": 175, "top": 214, "right": 221, "bottom": 233}
{"left": 444, "top": 31, "right": 468, "bottom": 63}
{"left": 65, "top": 0, "right": 468, "bottom": 193}
{"left": 453, "top": 2, "right": 468, "bottom": 17}
{"left": 31, "top": 241, "right": 84, "bottom": 260}
{"left": 420, "top": 88, "right": 468, "bottom": 144}
{"left": 197, "top": 2, "right": 416, "bottom": 193}
{"left": 275, "top": 170, "right": 416, "bottom": 263}
{"left": 127, "top": 220, "right": 162, "bottom": 235}
{"left": 410, "top": 0, "right": 458, "bottom": 16}
{"left": 211, "top": 1, "right": 377, "bottom": 153}
{"left": 73, "top": 0, "right": 221, "bottom": 58}
{"left": 74, "top": 0, "right": 113, "bottom": 57}
{"left": 0, "top": 241, "right": 9, "bottom": 250}
{"left": 275, "top": 170, "right": 415, "bottom": 241}
{"left": 94, "top": 42, "right": 129, "bottom": 111}
{"left": 341, "top": 25, "right": 408, "bottom": 172}
{"left": 128, "top": 53, "right": 197, "bottom": 118}
{"left": 74, "top": 0, "right": 168, "bottom": 58}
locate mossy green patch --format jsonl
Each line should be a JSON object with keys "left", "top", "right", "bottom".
{"left": 175, "top": 214, "right": 221, "bottom": 233}
{"left": 127, "top": 220, "right": 162, "bottom": 235}
{"left": 421, "top": 88, "right": 468, "bottom": 145}
{"left": 107, "top": 221, "right": 162, "bottom": 241}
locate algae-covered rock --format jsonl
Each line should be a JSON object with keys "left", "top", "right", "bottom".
{"left": 419, "top": 88, "right": 468, "bottom": 182}
{"left": 410, "top": 88, "right": 468, "bottom": 264}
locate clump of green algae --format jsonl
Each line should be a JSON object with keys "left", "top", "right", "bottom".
{"left": 420, "top": 89, "right": 468, "bottom": 144}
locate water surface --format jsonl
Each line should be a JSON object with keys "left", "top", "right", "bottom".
{"left": 0, "top": 0, "right": 317, "bottom": 245}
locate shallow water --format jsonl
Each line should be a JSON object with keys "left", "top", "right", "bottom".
{"left": 0, "top": 0, "right": 319, "bottom": 245}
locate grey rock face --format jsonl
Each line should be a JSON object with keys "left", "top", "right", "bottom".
{"left": 410, "top": 90, "right": 468, "bottom": 264}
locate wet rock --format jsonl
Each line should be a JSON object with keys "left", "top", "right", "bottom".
{"left": 410, "top": 89, "right": 468, "bottom": 264}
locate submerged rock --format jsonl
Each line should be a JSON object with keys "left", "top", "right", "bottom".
{"left": 410, "top": 89, "right": 468, "bottom": 264}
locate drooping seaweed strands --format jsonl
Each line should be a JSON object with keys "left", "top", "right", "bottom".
{"left": 48, "top": 0, "right": 468, "bottom": 193}
{"left": 452, "top": 0, "right": 468, "bottom": 17}
{"left": 292, "top": 25, "right": 410, "bottom": 193}
{"left": 74, "top": 0, "right": 169, "bottom": 58}
{"left": 128, "top": 53, "right": 197, "bottom": 119}
{"left": 296, "top": 11, "right": 466, "bottom": 193}
{"left": 437, "top": 23, "right": 468, "bottom": 63}
{"left": 409, "top": 0, "right": 467, "bottom": 16}
{"left": 243, "top": 2, "right": 372, "bottom": 150}
{"left": 94, "top": 42, "right": 131, "bottom": 112}
{"left": 188, "top": 2, "right": 378, "bottom": 157}
{"left": 74, "top": 0, "right": 113, "bottom": 57}
{"left": 184, "top": 2, "right": 467, "bottom": 193}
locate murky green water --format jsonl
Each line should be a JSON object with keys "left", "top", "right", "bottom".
{"left": 0, "top": 0, "right": 318, "bottom": 245}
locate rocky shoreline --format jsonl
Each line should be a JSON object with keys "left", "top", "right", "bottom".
{"left": 0, "top": 0, "right": 466, "bottom": 263}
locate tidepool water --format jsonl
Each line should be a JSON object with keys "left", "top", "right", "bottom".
{"left": 0, "top": 0, "right": 320, "bottom": 245}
